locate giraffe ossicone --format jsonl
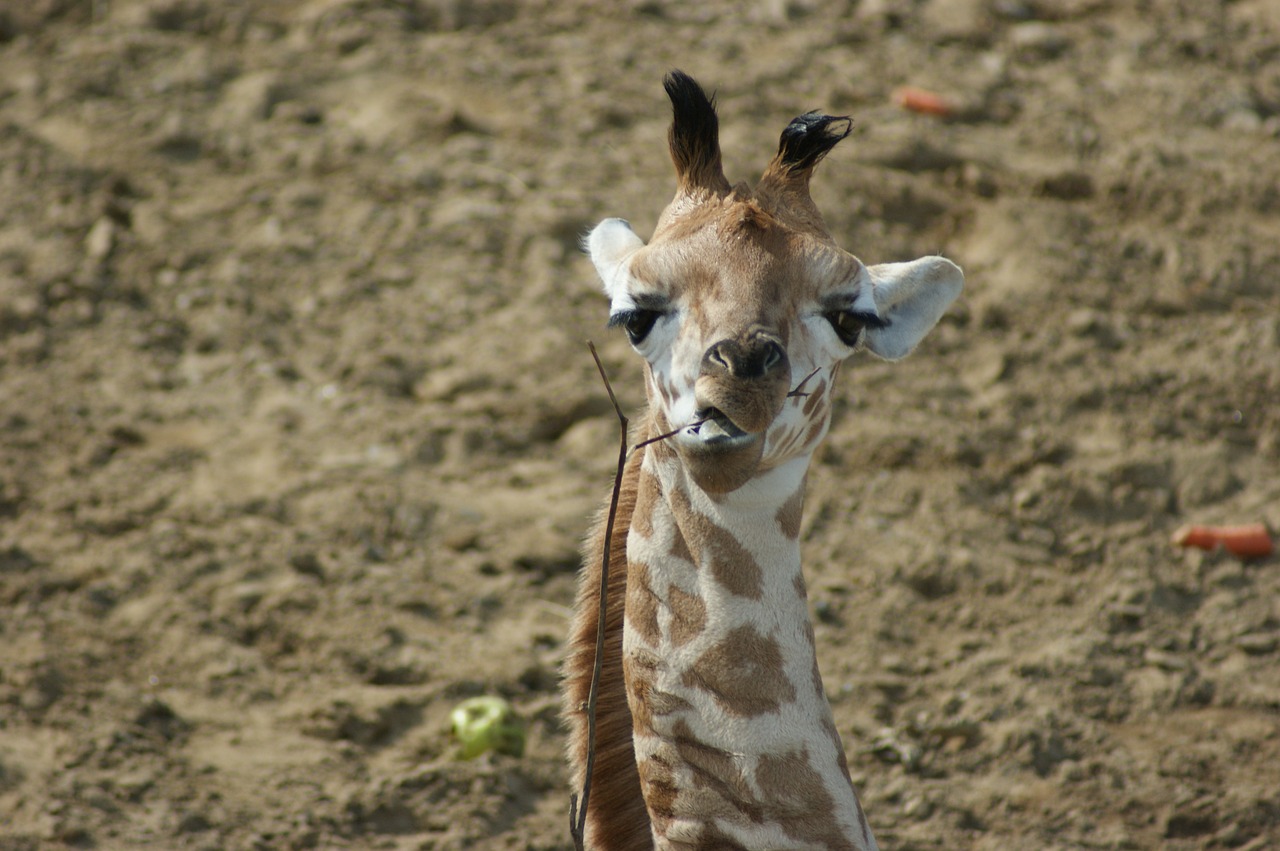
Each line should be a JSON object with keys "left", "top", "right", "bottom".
{"left": 565, "top": 70, "right": 963, "bottom": 851}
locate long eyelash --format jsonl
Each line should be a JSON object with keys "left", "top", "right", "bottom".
{"left": 607, "top": 310, "right": 637, "bottom": 329}
{"left": 849, "top": 309, "right": 889, "bottom": 329}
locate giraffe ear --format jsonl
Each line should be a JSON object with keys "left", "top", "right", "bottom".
{"left": 586, "top": 218, "right": 646, "bottom": 297}
{"left": 862, "top": 256, "right": 964, "bottom": 361}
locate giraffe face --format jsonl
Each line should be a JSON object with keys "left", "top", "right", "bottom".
{"left": 587, "top": 72, "right": 962, "bottom": 494}
{"left": 589, "top": 209, "right": 962, "bottom": 494}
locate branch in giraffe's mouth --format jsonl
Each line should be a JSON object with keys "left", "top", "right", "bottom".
{"left": 787, "top": 366, "right": 822, "bottom": 399}
{"left": 630, "top": 414, "right": 713, "bottom": 452}
{"left": 629, "top": 408, "right": 758, "bottom": 453}
{"left": 690, "top": 407, "right": 748, "bottom": 441}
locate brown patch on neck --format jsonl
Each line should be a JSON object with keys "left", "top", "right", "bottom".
{"left": 802, "top": 378, "right": 828, "bottom": 417}
{"left": 627, "top": 559, "right": 661, "bottom": 648}
{"left": 668, "top": 583, "right": 707, "bottom": 646}
{"left": 668, "top": 524, "right": 694, "bottom": 563}
{"left": 804, "top": 417, "right": 828, "bottom": 453}
{"left": 668, "top": 717, "right": 763, "bottom": 828}
{"left": 632, "top": 466, "right": 659, "bottom": 540}
{"left": 669, "top": 485, "right": 764, "bottom": 599}
{"left": 681, "top": 624, "right": 796, "bottom": 716}
{"left": 776, "top": 481, "right": 805, "bottom": 540}
{"left": 753, "top": 747, "right": 855, "bottom": 848}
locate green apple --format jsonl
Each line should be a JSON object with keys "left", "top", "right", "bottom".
{"left": 450, "top": 696, "right": 526, "bottom": 759}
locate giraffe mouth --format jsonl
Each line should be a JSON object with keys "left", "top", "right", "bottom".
{"left": 675, "top": 406, "right": 768, "bottom": 492}
{"left": 688, "top": 407, "right": 751, "bottom": 443}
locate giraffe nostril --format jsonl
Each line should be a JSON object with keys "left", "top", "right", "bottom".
{"left": 761, "top": 340, "right": 784, "bottom": 373}
{"left": 708, "top": 345, "right": 731, "bottom": 371}
{"left": 703, "top": 338, "right": 788, "bottom": 379}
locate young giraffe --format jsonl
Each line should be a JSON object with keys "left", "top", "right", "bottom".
{"left": 564, "top": 71, "right": 964, "bottom": 851}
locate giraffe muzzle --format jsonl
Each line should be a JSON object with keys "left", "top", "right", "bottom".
{"left": 693, "top": 334, "right": 791, "bottom": 436}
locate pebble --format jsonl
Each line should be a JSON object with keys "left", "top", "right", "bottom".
{"left": 920, "top": 0, "right": 991, "bottom": 44}
{"left": 992, "top": 0, "right": 1035, "bottom": 20}
{"left": 1038, "top": 170, "right": 1095, "bottom": 201}
{"left": 1143, "top": 648, "right": 1188, "bottom": 671}
{"left": 1105, "top": 602, "right": 1145, "bottom": 633}
{"left": 215, "top": 71, "right": 288, "bottom": 128}
{"left": 85, "top": 217, "right": 116, "bottom": 261}
{"left": 1236, "top": 633, "right": 1278, "bottom": 656}
{"left": 867, "top": 727, "right": 923, "bottom": 771}
{"left": 1009, "top": 22, "right": 1071, "bottom": 59}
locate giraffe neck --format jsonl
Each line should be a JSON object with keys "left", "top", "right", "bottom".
{"left": 623, "top": 432, "right": 877, "bottom": 851}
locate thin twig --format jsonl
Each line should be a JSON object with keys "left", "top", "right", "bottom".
{"left": 570, "top": 342, "right": 629, "bottom": 851}
{"left": 787, "top": 366, "right": 822, "bottom": 398}
{"left": 631, "top": 418, "right": 708, "bottom": 452}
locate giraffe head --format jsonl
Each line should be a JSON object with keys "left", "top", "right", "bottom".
{"left": 589, "top": 71, "right": 963, "bottom": 494}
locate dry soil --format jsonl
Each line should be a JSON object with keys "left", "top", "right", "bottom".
{"left": 1, "top": 1, "right": 1279, "bottom": 849}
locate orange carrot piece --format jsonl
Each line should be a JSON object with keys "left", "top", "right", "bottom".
{"left": 892, "top": 86, "right": 953, "bottom": 118}
{"left": 1172, "top": 523, "right": 1274, "bottom": 558}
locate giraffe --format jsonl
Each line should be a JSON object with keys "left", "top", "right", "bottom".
{"left": 564, "top": 71, "right": 964, "bottom": 851}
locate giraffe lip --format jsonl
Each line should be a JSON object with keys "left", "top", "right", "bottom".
{"left": 689, "top": 408, "right": 751, "bottom": 442}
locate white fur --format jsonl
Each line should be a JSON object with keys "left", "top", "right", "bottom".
{"left": 587, "top": 217, "right": 646, "bottom": 299}
{"left": 863, "top": 256, "right": 964, "bottom": 361}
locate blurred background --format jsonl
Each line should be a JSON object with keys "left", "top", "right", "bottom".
{"left": 0, "top": 1, "right": 1277, "bottom": 848}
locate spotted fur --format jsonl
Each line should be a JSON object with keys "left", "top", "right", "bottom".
{"left": 566, "top": 72, "right": 963, "bottom": 851}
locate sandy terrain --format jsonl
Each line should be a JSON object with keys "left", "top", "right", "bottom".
{"left": 1, "top": 1, "right": 1278, "bottom": 848}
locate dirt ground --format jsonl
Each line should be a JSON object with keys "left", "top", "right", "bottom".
{"left": 1, "top": 1, "right": 1278, "bottom": 849}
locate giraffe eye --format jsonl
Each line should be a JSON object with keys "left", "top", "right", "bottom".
{"left": 610, "top": 308, "right": 663, "bottom": 345}
{"left": 826, "top": 310, "right": 870, "bottom": 346}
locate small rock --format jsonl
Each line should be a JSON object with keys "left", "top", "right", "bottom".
{"left": 175, "top": 812, "right": 212, "bottom": 833}
{"left": 1104, "top": 602, "right": 1145, "bottom": 633}
{"left": 992, "top": 0, "right": 1035, "bottom": 20}
{"left": 144, "top": 0, "right": 210, "bottom": 32}
{"left": 214, "top": 71, "right": 289, "bottom": 128}
{"left": 920, "top": 0, "right": 991, "bottom": 44}
{"left": 902, "top": 791, "right": 935, "bottom": 820}
{"left": 867, "top": 727, "right": 923, "bottom": 771}
{"left": 959, "top": 161, "right": 999, "bottom": 197}
{"left": 1009, "top": 22, "right": 1071, "bottom": 59}
{"left": 85, "top": 217, "right": 117, "bottom": 261}
{"left": 897, "top": 558, "right": 958, "bottom": 600}
{"left": 1236, "top": 633, "right": 1278, "bottom": 655}
{"left": 1065, "top": 308, "right": 1119, "bottom": 345}
{"left": 288, "top": 552, "right": 325, "bottom": 580}
{"left": 440, "top": 525, "right": 481, "bottom": 552}
{"left": 1164, "top": 805, "right": 1217, "bottom": 839}
{"left": 135, "top": 697, "right": 189, "bottom": 740}
{"left": 1144, "top": 648, "right": 1188, "bottom": 671}
{"left": 1221, "top": 107, "right": 1263, "bottom": 133}
{"left": 220, "top": 580, "right": 267, "bottom": 615}
{"left": 1038, "top": 170, "right": 1095, "bottom": 200}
